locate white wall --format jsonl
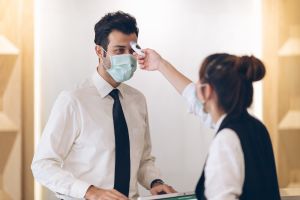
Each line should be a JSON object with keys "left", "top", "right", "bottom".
{"left": 35, "top": 0, "right": 262, "bottom": 199}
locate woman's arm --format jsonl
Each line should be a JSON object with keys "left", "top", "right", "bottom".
{"left": 136, "top": 49, "right": 192, "bottom": 94}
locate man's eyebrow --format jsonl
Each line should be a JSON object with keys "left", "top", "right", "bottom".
{"left": 112, "top": 45, "right": 127, "bottom": 48}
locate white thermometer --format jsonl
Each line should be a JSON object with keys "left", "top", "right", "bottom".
{"left": 130, "top": 41, "right": 145, "bottom": 57}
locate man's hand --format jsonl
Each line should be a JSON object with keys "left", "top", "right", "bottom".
{"left": 150, "top": 183, "right": 177, "bottom": 195}
{"left": 84, "top": 185, "right": 129, "bottom": 200}
{"left": 134, "top": 49, "right": 165, "bottom": 71}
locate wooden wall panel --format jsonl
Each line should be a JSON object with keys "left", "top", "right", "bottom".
{"left": 0, "top": 0, "right": 34, "bottom": 199}
{"left": 263, "top": 0, "right": 300, "bottom": 195}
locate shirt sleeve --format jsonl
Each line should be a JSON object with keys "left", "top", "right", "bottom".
{"left": 204, "top": 128, "right": 245, "bottom": 200}
{"left": 181, "top": 83, "right": 212, "bottom": 126}
{"left": 31, "top": 91, "right": 90, "bottom": 198}
{"left": 137, "top": 100, "right": 162, "bottom": 189}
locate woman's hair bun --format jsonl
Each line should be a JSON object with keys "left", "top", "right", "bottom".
{"left": 236, "top": 55, "right": 266, "bottom": 82}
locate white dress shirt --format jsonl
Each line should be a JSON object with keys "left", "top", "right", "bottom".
{"left": 182, "top": 83, "right": 245, "bottom": 200}
{"left": 31, "top": 71, "right": 161, "bottom": 200}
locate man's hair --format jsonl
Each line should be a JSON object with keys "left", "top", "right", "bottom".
{"left": 94, "top": 11, "right": 139, "bottom": 50}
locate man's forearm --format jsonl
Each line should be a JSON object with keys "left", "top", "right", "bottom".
{"left": 31, "top": 159, "right": 90, "bottom": 198}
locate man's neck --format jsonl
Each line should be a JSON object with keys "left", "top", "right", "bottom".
{"left": 97, "top": 65, "right": 120, "bottom": 88}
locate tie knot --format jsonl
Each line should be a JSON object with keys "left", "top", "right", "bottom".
{"left": 109, "top": 89, "right": 119, "bottom": 101}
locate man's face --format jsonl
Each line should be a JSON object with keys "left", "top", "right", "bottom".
{"left": 95, "top": 30, "right": 138, "bottom": 84}
{"left": 97, "top": 30, "right": 137, "bottom": 68}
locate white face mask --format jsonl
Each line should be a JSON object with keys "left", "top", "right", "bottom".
{"left": 185, "top": 83, "right": 215, "bottom": 129}
{"left": 195, "top": 98, "right": 215, "bottom": 129}
{"left": 101, "top": 48, "right": 137, "bottom": 83}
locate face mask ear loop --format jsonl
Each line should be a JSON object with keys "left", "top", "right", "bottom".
{"left": 101, "top": 47, "right": 108, "bottom": 58}
{"left": 100, "top": 47, "right": 111, "bottom": 70}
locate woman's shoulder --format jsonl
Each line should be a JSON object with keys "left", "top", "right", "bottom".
{"left": 209, "top": 127, "right": 245, "bottom": 152}
{"left": 211, "top": 128, "right": 242, "bottom": 152}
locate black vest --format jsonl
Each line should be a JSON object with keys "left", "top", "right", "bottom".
{"left": 195, "top": 111, "right": 280, "bottom": 200}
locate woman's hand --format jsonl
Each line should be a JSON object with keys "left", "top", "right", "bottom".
{"left": 134, "top": 48, "right": 165, "bottom": 71}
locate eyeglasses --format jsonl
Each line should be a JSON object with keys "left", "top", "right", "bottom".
{"left": 197, "top": 82, "right": 208, "bottom": 90}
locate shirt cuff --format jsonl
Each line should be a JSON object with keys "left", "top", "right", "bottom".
{"left": 181, "top": 82, "right": 195, "bottom": 98}
{"left": 70, "top": 180, "right": 91, "bottom": 198}
{"left": 142, "top": 172, "right": 162, "bottom": 190}
{"left": 181, "top": 82, "right": 199, "bottom": 115}
{"left": 150, "top": 179, "right": 164, "bottom": 188}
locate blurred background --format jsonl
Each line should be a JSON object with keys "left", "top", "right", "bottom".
{"left": 0, "top": 0, "right": 299, "bottom": 199}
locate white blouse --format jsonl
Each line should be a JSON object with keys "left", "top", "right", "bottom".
{"left": 182, "top": 83, "right": 245, "bottom": 200}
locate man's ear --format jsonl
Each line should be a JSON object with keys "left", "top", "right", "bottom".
{"left": 95, "top": 45, "right": 105, "bottom": 58}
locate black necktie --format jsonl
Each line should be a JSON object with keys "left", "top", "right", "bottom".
{"left": 109, "top": 89, "right": 131, "bottom": 196}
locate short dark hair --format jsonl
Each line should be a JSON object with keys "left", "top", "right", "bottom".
{"left": 199, "top": 53, "right": 266, "bottom": 116}
{"left": 94, "top": 11, "right": 139, "bottom": 50}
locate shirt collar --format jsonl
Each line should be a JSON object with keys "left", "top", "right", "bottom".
{"left": 214, "top": 113, "right": 227, "bottom": 132}
{"left": 92, "top": 70, "right": 125, "bottom": 99}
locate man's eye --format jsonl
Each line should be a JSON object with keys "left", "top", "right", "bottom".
{"left": 114, "top": 49, "right": 125, "bottom": 54}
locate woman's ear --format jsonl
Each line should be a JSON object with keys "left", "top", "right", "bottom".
{"left": 202, "top": 83, "right": 213, "bottom": 102}
{"left": 196, "top": 82, "right": 204, "bottom": 103}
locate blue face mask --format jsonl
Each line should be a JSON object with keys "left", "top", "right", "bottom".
{"left": 102, "top": 48, "right": 137, "bottom": 83}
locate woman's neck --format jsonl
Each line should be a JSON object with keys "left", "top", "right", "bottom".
{"left": 210, "top": 104, "right": 225, "bottom": 124}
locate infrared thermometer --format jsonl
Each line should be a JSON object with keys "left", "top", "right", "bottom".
{"left": 130, "top": 41, "right": 145, "bottom": 57}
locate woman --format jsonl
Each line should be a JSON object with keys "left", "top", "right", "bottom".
{"left": 135, "top": 50, "right": 281, "bottom": 200}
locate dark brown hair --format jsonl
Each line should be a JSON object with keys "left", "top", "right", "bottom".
{"left": 199, "top": 53, "right": 266, "bottom": 115}
{"left": 94, "top": 11, "right": 139, "bottom": 50}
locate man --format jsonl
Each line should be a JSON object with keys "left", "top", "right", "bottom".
{"left": 32, "top": 11, "right": 175, "bottom": 200}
